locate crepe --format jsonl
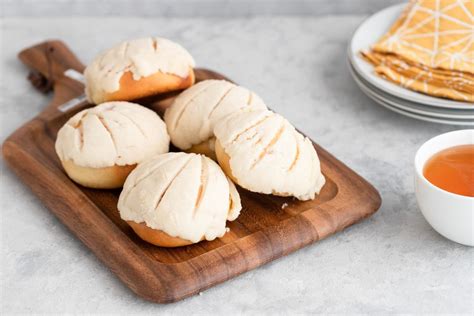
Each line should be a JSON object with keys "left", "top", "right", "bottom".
{"left": 362, "top": 0, "right": 474, "bottom": 102}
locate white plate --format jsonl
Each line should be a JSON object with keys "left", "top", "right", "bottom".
{"left": 359, "top": 84, "right": 474, "bottom": 125}
{"left": 349, "top": 4, "right": 474, "bottom": 110}
{"left": 348, "top": 61, "right": 474, "bottom": 120}
{"left": 349, "top": 65, "right": 474, "bottom": 125}
{"left": 348, "top": 62, "right": 474, "bottom": 126}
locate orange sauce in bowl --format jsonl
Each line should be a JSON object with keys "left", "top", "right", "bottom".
{"left": 423, "top": 145, "right": 474, "bottom": 197}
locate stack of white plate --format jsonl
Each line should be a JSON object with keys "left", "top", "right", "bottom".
{"left": 348, "top": 4, "right": 474, "bottom": 126}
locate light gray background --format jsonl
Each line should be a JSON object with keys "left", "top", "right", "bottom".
{"left": 2, "top": 0, "right": 403, "bottom": 17}
{"left": 1, "top": 0, "right": 473, "bottom": 314}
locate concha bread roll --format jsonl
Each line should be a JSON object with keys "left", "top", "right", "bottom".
{"left": 214, "top": 109, "right": 326, "bottom": 201}
{"left": 55, "top": 101, "right": 170, "bottom": 188}
{"left": 118, "top": 152, "right": 241, "bottom": 247}
{"left": 164, "top": 79, "right": 267, "bottom": 159}
{"left": 84, "top": 37, "right": 196, "bottom": 104}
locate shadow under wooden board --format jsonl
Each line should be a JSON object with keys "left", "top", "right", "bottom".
{"left": 2, "top": 40, "right": 382, "bottom": 303}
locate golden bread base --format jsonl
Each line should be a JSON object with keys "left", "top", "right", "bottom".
{"left": 99, "top": 68, "right": 195, "bottom": 103}
{"left": 187, "top": 138, "right": 217, "bottom": 160}
{"left": 127, "top": 221, "right": 198, "bottom": 247}
{"left": 214, "top": 140, "right": 239, "bottom": 184}
{"left": 61, "top": 160, "right": 136, "bottom": 189}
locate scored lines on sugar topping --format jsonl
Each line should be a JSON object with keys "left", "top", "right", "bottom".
{"left": 111, "top": 108, "right": 148, "bottom": 138}
{"left": 288, "top": 132, "right": 301, "bottom": 171}
{"left": 121, "top": 154, "right": 181, "bottom": 206}
{"left": 250, "top": 123, "right": 286, "bottom": 170}
{"left": 172, "top": 82, "right": 218, "bottom": 130}
{"left": 96, "top": 114, "right": 119, "bottom": 156}
{"left": 193, "top": 156, "right": 209, "bottom": 219}
{"left": 229, "top": 113, "right": 271, "bottom": 145}
{"left": 207, "top": 85, "right": 235, "bottom": 120}
{"left": 153, "top": 156, "right": 194, "bottom": 211}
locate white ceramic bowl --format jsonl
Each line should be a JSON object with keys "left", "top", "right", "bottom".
{"left": 414, "top": 130, "right": 474, "bottom": 246}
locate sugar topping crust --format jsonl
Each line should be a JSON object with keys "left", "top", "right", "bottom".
{"left": 84, "top": 37, "right": 195, "bottom": 103}
{"left": 55, "top": 101, "right": 170, "bottom": 168}
{"left": 164, "top": 79, "right": 267, "bottom": 150}
{"left": 118, "top": 152, "right": 241, "bottom": 243}
{"left": 214, "top": 109, "right": 326, "bottom": 200}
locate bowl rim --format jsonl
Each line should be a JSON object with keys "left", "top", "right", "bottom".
{"left": 414, "top": 129, "right": 474, "bottom": 201}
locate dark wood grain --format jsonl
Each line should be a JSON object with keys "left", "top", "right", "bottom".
{"left": 3, "top": 40, "right": 381, "bottom": 303}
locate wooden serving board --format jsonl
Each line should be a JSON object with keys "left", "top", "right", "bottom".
{"left": 3, "top": 40, "right": 381, "bottom": 303}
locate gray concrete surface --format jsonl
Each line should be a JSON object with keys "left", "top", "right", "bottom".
{"left": 2, "top": 0, "right": 404, "bottom": 17}
{"left": 1, "top": 14, "right": 473, "bottom": 314}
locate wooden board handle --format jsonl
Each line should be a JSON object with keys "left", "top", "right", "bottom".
{"left": 18, "top": 41, "right": 87, "bottom": 119}
{"left": 18, "top": 40, "right": 85, "bottom": 94}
